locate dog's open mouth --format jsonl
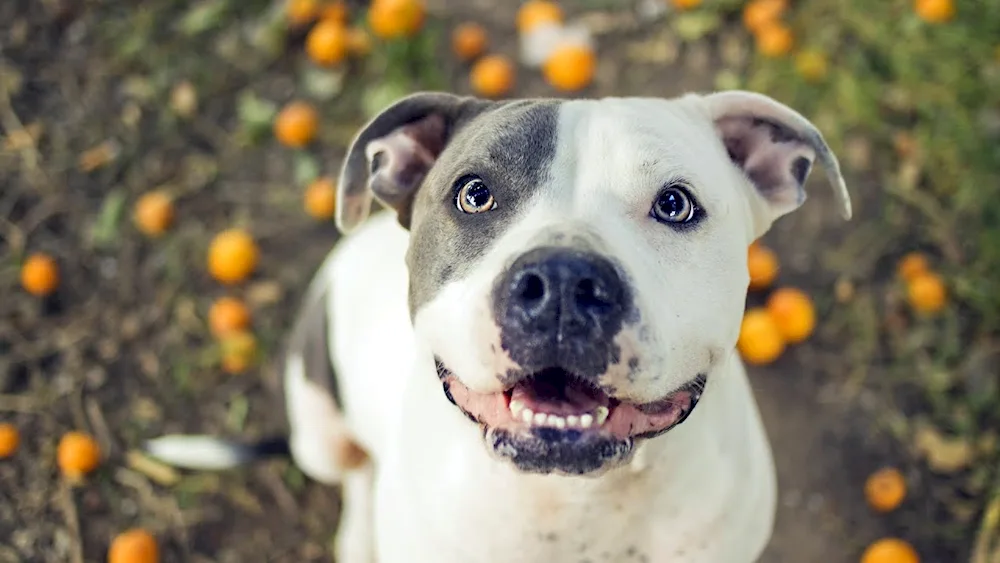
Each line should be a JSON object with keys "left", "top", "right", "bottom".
{"left": 438, "top": 362, "right": 705, "bottom": 443}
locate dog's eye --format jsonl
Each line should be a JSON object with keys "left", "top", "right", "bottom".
{"left": 455, "top": 176, "right": 497, "bottom": 214}
{"left": 650, "top": 184, "right": 699, "bottom": 226}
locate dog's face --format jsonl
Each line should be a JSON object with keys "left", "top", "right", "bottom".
{"left": 337, "top": 91, "right": 851, "bottom": 476}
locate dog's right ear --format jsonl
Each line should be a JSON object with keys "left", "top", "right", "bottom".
{"left": 336, "top": 92, "right": 494, "bottom": 234}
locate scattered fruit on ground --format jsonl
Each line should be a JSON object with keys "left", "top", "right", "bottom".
{"left": 286, "top": 0, "right": 319, "bottom": 27}
{"left": 108, "top": 528, "right": 160, "bottom": 563}
{"left": 755, "top": 22, "right": 794, "bottom": 57}
{"left": 747, "top": 242, "right": 779, "bottom": 291}
{"left": 368, "top": 0, "right": 425, "bottom": 40}
{"left": 0, "top": 423, "right": 20, "bottom": 459}
{"left": 346, "top": 27, "right": 372, "bottom": 56}
{"left": 304, "top": 177, "right": 337, "bottom": 220}
{"left": 864, "top": 467, "right": 908, "bottom": 513}
{"left": 896, "top": 252, "right": 929, "bottom": 282}
{"left": 542, "top": 44, "right": 596, "bottom": 92}
{"left": 794, "top": 49, "right": 828, "bottom": 82}
{"left": 516, "top": 0, "right": 564, "bottom": 34}
{"left": 20, "top": 252, "right": 60, "bottom": 297}
{"left": 306, "top": 19, "right": 350, "bottom": 66}
{"left": 765, "top": 287, "right": 816, "bottom": 344}
{"left": 133, "top": 190, "right": 175, "bottom": 238}
{"left": 57, "top": 431, "right": 102, "bottom": 479}
{"left": 671, "top": 0, "right": 702, "bottom": 9}
{"left": 906, "top": 271, "right": 947, "bottom": 314}
{"left": 220, "top": 330, "right": 259, "bottom": 374}
{"left": 207, "top": 229, "right": 260, "bottom": 285}
{"left": 470, "top": 54, "right": 516, "bottom": 98}
{"left": 860, "top": 538, "right": 920, "bottom": 563}
{"left": 208, "top": 297, "right": 252, "bottom": 338}
{"left": 452, "top": 22, "right": 489, "bottom": 62}
{"left": 737, "top": 308, "right": 787, "bottom": 366}
{"left": 742, "top": 0, "right": 788, "bottom": 34}
{"left": 274, "top": 101, "right": 319, "bottom": 148}
{"left": 914, "top": 0, "right": 955, "bottom": 23}
{"left": 319, "top": 0, "right": 349, "bottom": 24}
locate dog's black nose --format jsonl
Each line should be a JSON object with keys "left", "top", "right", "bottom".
{"left": 493, "top": 247, "right": 630, "bottom": 378}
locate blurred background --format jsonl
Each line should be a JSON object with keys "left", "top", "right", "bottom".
{"left": 0, "top": 0, "right": 998, "bottom": 561}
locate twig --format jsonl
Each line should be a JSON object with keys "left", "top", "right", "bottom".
{"left": 55, "top": 480, "right": 85, "bottom": 563}
{"left": 971, "top": 471, "right": 1000, "bottom": 563}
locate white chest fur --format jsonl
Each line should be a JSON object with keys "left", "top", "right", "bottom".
{"left": 320, "top": 213, "right": 777, "bottom": 563}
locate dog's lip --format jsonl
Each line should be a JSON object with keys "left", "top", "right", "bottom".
{"left": 435, "top": 360, "right": 704, "bottom": 439}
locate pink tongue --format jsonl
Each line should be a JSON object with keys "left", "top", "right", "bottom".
{"left": 510, "top": 381, "right": 604, "bottom": 417}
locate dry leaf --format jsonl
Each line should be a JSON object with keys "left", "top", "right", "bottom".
{"left": 77, "top": 140, "right": 121, "bottom": 172}
{"left": 914, "top": 424, "right": 975, "bottom": 474}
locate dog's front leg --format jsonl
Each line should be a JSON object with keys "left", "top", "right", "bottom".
{"left": 334, "top": 464, "right": 377, "bottom": 563}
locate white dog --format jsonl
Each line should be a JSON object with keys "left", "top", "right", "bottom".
{"left": 145, "top": 90, "right": 851, "bottom": 562}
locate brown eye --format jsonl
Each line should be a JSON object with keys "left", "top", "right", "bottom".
{"left": 650, "top": 185, "right": 698, "bottom": 226}
{"left": 456, "top": 176, "right": 497, "bottom": 214}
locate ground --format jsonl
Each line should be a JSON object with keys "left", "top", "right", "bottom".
{"left": 1, "top": 0, "right": 998, "bottom": 562}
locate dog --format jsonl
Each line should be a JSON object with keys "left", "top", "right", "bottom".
{"left": 145, "top": 89, "right": 852, "bottom": 562}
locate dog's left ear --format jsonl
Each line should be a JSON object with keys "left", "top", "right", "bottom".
{"left": 700, "top": 90, "right": 852, "bottom": 231}
{"left": 336, "top": 92, "right": 494, "bottom": 234}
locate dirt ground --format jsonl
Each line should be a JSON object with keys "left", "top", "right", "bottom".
{"left": 0, "top": 0, "right": 988, "bottom": 562}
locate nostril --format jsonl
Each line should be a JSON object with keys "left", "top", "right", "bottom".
{"left": 517, "top": 272, "right": 546, "bottom": 304}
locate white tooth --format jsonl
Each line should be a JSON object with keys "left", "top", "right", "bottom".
{"left": 594, "top": 406, "right": 609, "bottom": 426}
{"left": 566, "top": 415, "right": 579, "bottom": 427}
{"left": 509, "top": 400, "right": 524, "bottom": 415}
{"left": 547, "top": 415, "right": 566, "bottom": 429}
{"left": 521, "top": 408, "right": 534, "bottom": 423}
{"left": 534, "top": 412, "right": 547, "bottom": 425}
{"left": 580, "top": 414, "right": 594, "bottom": 428}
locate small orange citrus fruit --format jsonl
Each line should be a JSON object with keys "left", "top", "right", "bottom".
{"left": 274, "top": 101, "right": 319, "bottom": 148}
{"left": 794, "top": 49, "right": 828, "bottom": 82}
{"left": 108, "top": 528, "right": 160, "bottom": 563}
{"left": 286, "top": 0, "right": 319, "bottom": 27}
{"left": 906, "top": 271, "right": 947, "bottom": 315}
{"left": 896, "top": 252, "right": 929, "bottom": 283}
{"left": 20, "top": 253, "right": 60, "bottom": 297}
{"left": 542, "top": 44, "right": 596, "bottom": 92}
{"left": 864, "top": 467, "right": 907, "bottom": 513}
{"left": 133, "top": 190, "right": 175, "bottom": 238}
{"left": 207, "top": 229, "right": 259, "bottom": 285}
{"left": 208, "top": 297, "right": 252, "bottom": 338}
{"left": 346, "top": 27, "right": 372, "bottom": 56}
{"left": 319, "top": 0, "right": 349, "bottom": 24}
{"left": 368, "top": 0, "right": 425, "bottom": 40}
{"left": 57, "top": 431, "right": 102, "bottom": 479}
{"left": 516, "top": 0, "right": 564, "bottom": 34}
{"left": 0, "top": 423, "right": 20, "bottom": 459}
{"left": 220, "top": 331, "right": 259, "bottom": 374}
{"left": 742, "top": 0, "right": 788, "bottom": 34}
{"left": 914, "top": 0, "right": 954, "bottom": 23}
{"left": 747, "top": 242, "right": 779, "bottom": 291}
{"left": 737, "top": 308, "right": 786, "bottom": 366}
{"left": 452, "top": 22, "right": 489, "bottom": 62}
{"left": 671, "top": 0, "right": 702, "bottom": 9}
{"left": 861, "top": 538, "right": 920, "bottom": 563}
{"left": 765, "top": 287, "right": 816, "bottom": 344}
{"left": 470, "top": 54, "right": 516, "bottom": 98}
{"left": 306, "top": 19, "right": 350, "bottom": 66}
{"left": 755, "top": 22, "right": 794, "bottom": 57}
{"left": 304, "top": 177, "right": 337, "bottom": 220}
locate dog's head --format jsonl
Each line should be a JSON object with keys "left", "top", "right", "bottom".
{"left": 336, "top": 91, "right": 851, "bottom": 476}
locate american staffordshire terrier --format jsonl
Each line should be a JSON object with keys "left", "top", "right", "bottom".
{"left": 145, "top": 89, "right": 851, "bottom": 562}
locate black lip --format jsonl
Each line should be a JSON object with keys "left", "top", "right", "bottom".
{"left": 486, "top": 426, "right": 634, "bottom": 476}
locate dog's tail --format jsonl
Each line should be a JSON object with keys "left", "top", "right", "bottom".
{"left": 142, "top": 434, "right": 291, "bottom": 471}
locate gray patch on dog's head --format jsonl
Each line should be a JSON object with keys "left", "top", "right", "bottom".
{"left": 405, "top": 99, "right": 561, "bottom": 317}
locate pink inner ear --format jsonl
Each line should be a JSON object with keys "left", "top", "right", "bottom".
{"left": 363, "top": 114, "right": 447, "bottom": 211}
{"left": 716, "top": 116, "right": 816, "bottom": 212}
